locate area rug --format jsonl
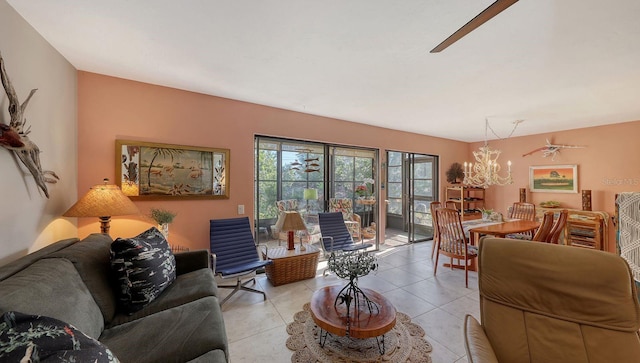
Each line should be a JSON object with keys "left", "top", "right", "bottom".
{"left": 286, "top": 303, "right": 432, "bottom": 362}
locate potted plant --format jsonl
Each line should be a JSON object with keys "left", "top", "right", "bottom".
{"left": 480, "top": 207, "right": 493, "bottom": 221}
{"left": 150, "top": 208, "right": 177, "bottom": 239}
{"left": 355, "top": 178, "right": 375, "bottom": 200}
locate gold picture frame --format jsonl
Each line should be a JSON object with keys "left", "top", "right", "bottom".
{"left": 529, "top": 164, "right": 578, "bottom": 193}
{"left": 116, "top": 140, "right": 230, "bottom": 200}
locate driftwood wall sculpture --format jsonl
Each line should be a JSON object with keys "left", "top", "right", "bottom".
{"left": 0, "top": 52, "right": 58, "bottom": 198}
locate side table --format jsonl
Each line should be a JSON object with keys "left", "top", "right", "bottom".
{"left": 310, "top": 285, "right": 396, "bottom": 354}
{"left": 262, "top": 244, "right": 319, "bottom": 286}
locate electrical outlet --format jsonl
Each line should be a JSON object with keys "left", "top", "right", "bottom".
{"left": 238, "top": 205, "right": 244, "bottom": 214}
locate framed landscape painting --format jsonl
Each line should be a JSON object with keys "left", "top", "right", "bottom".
{"left": 116, "top": 140, "right": 230, "bottom": 200}
{"left": 529, "top": 165, "right": 578, "bottom": 193}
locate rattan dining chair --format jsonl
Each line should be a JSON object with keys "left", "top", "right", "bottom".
{"left": 434, "top": 207, "right": 478, "bottom": 288}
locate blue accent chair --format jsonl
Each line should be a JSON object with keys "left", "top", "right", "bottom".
{"left": 318, "top": 212, "right": 372, "bottom": 256}
{"left": 210, "top": 217, "right": 272, "bottom": 305}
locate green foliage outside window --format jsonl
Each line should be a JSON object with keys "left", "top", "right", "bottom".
{"left": 256, "top": 138, "right": 375, "bottom": 220}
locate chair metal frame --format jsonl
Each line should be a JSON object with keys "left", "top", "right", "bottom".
{"left": 210, "top": 217, "right": 272, "bottom": 305}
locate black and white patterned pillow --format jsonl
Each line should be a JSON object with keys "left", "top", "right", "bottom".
{"left": 110, "top": 227, "right": 176, "bottom": 314}
{"left": 0, "top": 311, "right": 119, "bottom": 362}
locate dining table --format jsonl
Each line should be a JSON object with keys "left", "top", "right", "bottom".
{"left": 461, "top": 218, "right": 540, "bottom": 271}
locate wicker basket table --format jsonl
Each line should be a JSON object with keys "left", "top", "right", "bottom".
{"left": 262, "top": 244, "right": 320, "bottom": 286}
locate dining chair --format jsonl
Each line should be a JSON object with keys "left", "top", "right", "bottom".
{"left": 429, "top": 201, "right": 442, "bottom": 259}
{"left": 434, "top": 207, "right": 477, "bottom": 288}
{"left": 328, "top": 198, "right": 362, "bottom": 241}
{"left": 507, "top": 202, "right": 537, "bottom": 239}
{"left": 509, "top": 202, "right": 536, "bottom": 220}
{"left": 547, "top": 209, "right": 568, "bottom": 244}
{"left": 445, "top": 200, "right": 458, "bottom": 210}
{"left": 531, "top": 210, "right": 555, "bottom": 242}
{"left": 210, "top": 217, "right": 272, "bottom": 305}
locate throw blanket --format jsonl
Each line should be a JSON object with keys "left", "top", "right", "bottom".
{"left": 617, "top": 192, "right": 640, "bottom": 282}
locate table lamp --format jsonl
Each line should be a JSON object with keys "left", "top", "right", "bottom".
{"left": 63, "top": 178, "right": 140, "bottom": 235}
{"left": 303, "top": 188, "right": 318, "bottom": 212}
{"left": 275, "top": 211, "right": 307, "bottom": 250}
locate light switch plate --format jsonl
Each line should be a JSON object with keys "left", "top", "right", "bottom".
{"left": 238, "top": 205, "right": 244, "bottom": 214}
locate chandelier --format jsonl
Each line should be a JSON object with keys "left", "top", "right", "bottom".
{"left": 463, "top": 119, "right": 520, "bottom": 188}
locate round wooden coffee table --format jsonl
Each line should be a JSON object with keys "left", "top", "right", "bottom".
{"left": 310, "top": 285, "right": 396, "bottom": 354}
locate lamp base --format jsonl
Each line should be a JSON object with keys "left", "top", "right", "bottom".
{"left": 99, "top": 216, "right": 111, "bottom": 235}
{"left": 287, "top": 230, "right": 295, "bottom": 250}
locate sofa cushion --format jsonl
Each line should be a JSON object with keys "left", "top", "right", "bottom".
{"left": 48, "top": 233, "right": 118, "bottom": 325}
{"left": 110, "top": 227, "right": 177, "bottom": 314}
{"left": 107, "top": 267, "right": 218, "bottom": 328}
{"left": 0, "top": 237, "right": 79, "bottom": 280}
{"left": 0, "top": 311, "right": 118, "bottom": 362}
{"left": 186, "top": 350, "right": 228, "bottom": 363}
{"left": 99, "top": 296, "right": 228, "bottom": 363}
{"left": 0, "top": 258, "right": 104, "bottom": 339}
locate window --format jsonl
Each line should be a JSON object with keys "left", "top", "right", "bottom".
{"left": 255, "top": 137, "right": 378, "bottom": 245}
{"left": 387, "top": 151, "right": 403, "bottom": 215}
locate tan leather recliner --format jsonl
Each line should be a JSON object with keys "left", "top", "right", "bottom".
{"left": 464, "top": 237, "right": 640, "bottom": 363}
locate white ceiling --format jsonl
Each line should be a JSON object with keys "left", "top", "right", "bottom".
{"left": 7, "top": 0, "right": 640, "bottom": 142}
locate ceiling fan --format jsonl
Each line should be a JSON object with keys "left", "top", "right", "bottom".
{"left": 430, "top": 0, "right": 519, "bottom": 53}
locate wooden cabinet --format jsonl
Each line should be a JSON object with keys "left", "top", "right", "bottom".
{"left": 445, "top": 186, "right": 484, "bottom": 219}
{"left": 537, "top": 209, "right": 609, "bottom": 250}
{"left": 564, "top": 211, "right": 608, "bottom": 251}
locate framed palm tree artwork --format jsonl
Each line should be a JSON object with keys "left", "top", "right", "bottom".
{"left": 116, "top": 140, "right": 230, "bottom": 200}
{"left": 529, "top": 164, "right": 577, "bottom": 193}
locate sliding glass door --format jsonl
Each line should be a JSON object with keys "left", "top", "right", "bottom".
{"left": 407, "top": 154, "right": 438, "bottom": 243}
{"left": 386, "top": 151, "right": 438, "bottom": 243}
{"left": 255, "top": 137, "right": 378, "bottom": 248}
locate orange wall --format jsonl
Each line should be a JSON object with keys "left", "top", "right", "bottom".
{"left": 77, "top": 72, "right": 467, "bottom": 250}
{"left": 471, "top": 120, "right": 640, "bottom": 251}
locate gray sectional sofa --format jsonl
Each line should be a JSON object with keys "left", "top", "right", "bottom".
{"left": 0, "top": 233, "right": 228, "bottom": 362}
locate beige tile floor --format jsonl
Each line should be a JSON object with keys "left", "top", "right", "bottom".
{"left": 219, "top": 238, "right": 479, "bottom": 363}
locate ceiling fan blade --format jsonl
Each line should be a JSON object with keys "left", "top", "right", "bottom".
{"left": 430, "top": 0, "right": 519, "bottom": 53}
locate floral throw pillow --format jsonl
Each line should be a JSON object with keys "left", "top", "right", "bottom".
{"left": 110, "top": 227, "right": 176, "bottom": 314}
{"left": 0, "top": 311, "right": 119, "bottom": 362}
